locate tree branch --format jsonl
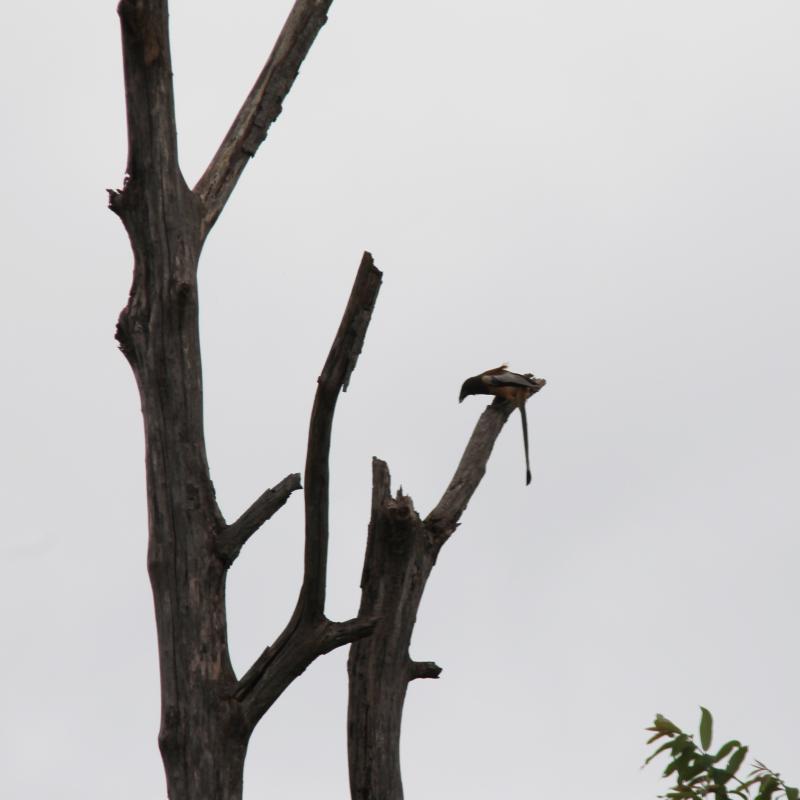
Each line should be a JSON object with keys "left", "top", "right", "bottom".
{"left": 320, "top": 615, "right": 380, "bottom": 654}
{"left": 300, "top": 251, "right": 382, "bottom": 621}
{"left": 347, "top": 459, "right": 436, "bottom": 800}
{"left": 233, "top": 613, "right": 378, "bottom": 728}
{"left": 347, "top": 396, "right": 534, "bottom": 798}
{"left": 116, "top": 0, "right": 182, "bottom": 193}
{"left": 231, "top": 252, "right": 381, "bottom": 727}
{"left": 194, "top": 0, "right": 335, "bottom": 234}
{"left": 216, "top": 472, "right": 302, "bottom": 565}
{"left": 424, "top": 398, "right": 515, "bottom": 544}
{"left": 408, "top": 660, "right": 442, "bottom": 681}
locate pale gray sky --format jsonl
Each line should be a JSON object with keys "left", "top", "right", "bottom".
{"left": 1, "top": 1, "right": 799, "bottom": 798}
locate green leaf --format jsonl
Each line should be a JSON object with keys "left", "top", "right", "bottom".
{"left": 710, "top": 766, "right": 735, "bottom": 788}
{"left": 700, "top": 707, "right": 714, "bottom": 751}
{"left": 755, "top": 775, "right": 781, "bottom": 800}
{"left": 784, "top": 786, "right": 799, "bottom": 800}
{"left": 725, "top": 747, "right": 749, "bottom": 780}
{"left": 696, "top": 753, "right": 715, "bottom": 771}
{"left": 714, "top": 741, "right": 743, "bottom": 764}
{"left": 665, "top": 758, "right": 680, "bottom": 777}
{"left": 651, "top": 714, "right": 683, "bottom": 735}
{"left": 673, "top": 737, "right": 697, "bottom": 755}
{"left": 738, "top": 776, "right": 762, "bottom": 792}
{"left": 646, "top": 740, "right": 678, "bottom": 766}
{"left": 665, "top": 751, "right": 694, "bottom": 779}
{"left": 667, "top": 787, "right": 702, "bottom": 800}
{"left": 675, "top": 753, "right": 696, "bottom": 782}
{"left": 684, "top": 754, "right": 714, "bottom": 782}
{"left": 708, "top": 767, "right": 725, "bottom": 783}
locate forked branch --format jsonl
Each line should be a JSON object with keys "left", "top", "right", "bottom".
{"left": 348, "top": 398, "right": 524, "bottom": 800}
{"left": 113, "top": 0, "right": 386, "bottom": 795}
{"left": 234, "top": 252, "right": 382, "bottom": 727}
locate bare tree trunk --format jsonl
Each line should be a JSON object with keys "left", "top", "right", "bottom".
{"left": 112, "top": 2, "right": 530, "bottom": 798}
{"left": 111, "top": 2, "right": 376, "bottom": 798}
{"left": 348, "top": 401, "right": 518, "bottom": 800}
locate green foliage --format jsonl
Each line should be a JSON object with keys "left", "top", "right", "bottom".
{"left": 699, "top": 707, "right": 713, "bottom": 751}
{"left": 645, "top": 709, "right": 797, "bottom": 800}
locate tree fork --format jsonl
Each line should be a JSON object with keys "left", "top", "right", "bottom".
{"left": 112, "top": 1, "right": 378, "bottom": 798}
{"left": 112, "top": 1, "right": 533, "bottom": 797}
{"left": 348, "top": 400, "right": 517, "bottom": 800}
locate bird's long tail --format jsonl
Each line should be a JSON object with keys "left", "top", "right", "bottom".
{"left": 520, "top": 403, "right": 532, "bottom": 485}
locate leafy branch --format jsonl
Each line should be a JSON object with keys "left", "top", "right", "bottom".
{"left": 645, "top": 709, "right": 798, "bottom": 800}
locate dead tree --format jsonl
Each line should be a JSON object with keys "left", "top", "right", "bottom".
{"left": 348, "top": 402, "right": 517, "bottom": 800}
{"left": 109, "top": 2, "right": 379, "bottom": 798}
{"left": 110, "top": 2, "right": 531, "bottom": 799}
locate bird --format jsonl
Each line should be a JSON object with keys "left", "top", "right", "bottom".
{"left": 459, "top": 365, "right": 546, "bottom": 485}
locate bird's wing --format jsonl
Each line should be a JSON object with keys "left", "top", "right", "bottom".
{"left": 483, "top": 370, "right": 538, "bottom": 389}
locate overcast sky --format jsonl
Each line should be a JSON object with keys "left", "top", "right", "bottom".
{"left": 1, "top": 1, "right": 799, "bottom": 798}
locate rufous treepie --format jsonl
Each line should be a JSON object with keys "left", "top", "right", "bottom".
{"left": 459, "top": 365, "right": 546, "bottom": 485}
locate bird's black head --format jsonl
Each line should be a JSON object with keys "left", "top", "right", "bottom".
{"left": 459, "top": 376, "right": 484, "bottom": 403}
